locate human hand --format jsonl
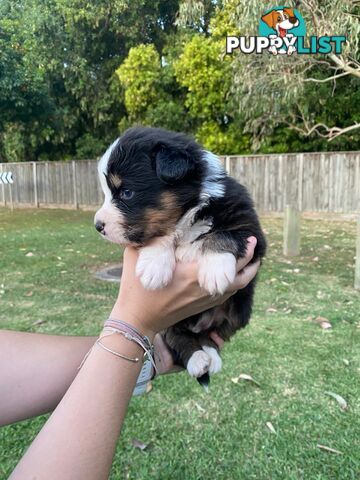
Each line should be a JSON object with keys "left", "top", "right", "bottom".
{"left": 109, "top": 237, "right": 260, "bottom": 340}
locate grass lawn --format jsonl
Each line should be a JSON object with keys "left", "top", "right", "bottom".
{"left": 0, "top": 207, "right": 359, "bottom": 480}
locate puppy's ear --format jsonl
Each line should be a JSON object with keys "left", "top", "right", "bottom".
{"left": 154, "top": 147, "right": 194, "bottom": 185}
{"left": 284, "top": 8, "right": 295, "bottom": 17}
{"left": 261, "top": 10, "right": 277, "bottom": 29}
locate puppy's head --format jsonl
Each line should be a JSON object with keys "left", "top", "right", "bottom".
{"left": 261, "top": 8, "right": 299, "bottom": 36}
{"left": 94, "top": 127, "right": 224, "bottom": 246}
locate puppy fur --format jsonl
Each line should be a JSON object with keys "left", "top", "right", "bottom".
{"left": 95, "top": 127, "right": 266, "bottom": 380}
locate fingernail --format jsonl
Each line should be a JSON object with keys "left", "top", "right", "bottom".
{"left": 247, "top": 236, "right": 257, "bottom": 245}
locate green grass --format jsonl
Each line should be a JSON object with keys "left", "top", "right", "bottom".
{"left": 0, "top": 208, "right": 359, "bottom": 480}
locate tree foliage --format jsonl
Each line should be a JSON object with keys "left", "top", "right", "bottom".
{"left": 173, "top": 35, "right": 249, "bottom": 152}
{"left": 0, "top": 0, "right": 179, "bottom": 161}
{"left": 116, "top": 45, "right": 161, "bottom": 120}
{"left": 220, "top": 0, "right": 360, "bottom": 150}
{"left": 0, "top": 0, "right": 359, "bottom": 161}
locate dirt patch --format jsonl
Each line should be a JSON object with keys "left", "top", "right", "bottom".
{"left": 94, "top": 264, "right": 123, "bottom": 283}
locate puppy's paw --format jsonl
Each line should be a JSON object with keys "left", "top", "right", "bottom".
{"left": 136, "top": 246, "right": 175, "bottom": 290}
{"left": 202, "top": 346, "right": 222, "bottom": 374}
{"left": 198, "top": 252, "right": 236, "bottom": 295}
{"left": 287, "top": 46, "right": 296, "bottom": 55}
{"left": 187, "top": 350, "right": 211, "bottom": 378}
{"left": 269, "top": 46, "right": 278, "bottom": 55}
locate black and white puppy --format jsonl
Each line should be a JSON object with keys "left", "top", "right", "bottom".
{"left": 95, "top": 127, "right": 266, "bottom": 385}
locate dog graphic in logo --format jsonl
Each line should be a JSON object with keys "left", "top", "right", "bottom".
{"left": 226, "top": 7, "right": 345, "bottom": 56}
{"left": 260, "top": 7, "right": 305, "bottom": 55}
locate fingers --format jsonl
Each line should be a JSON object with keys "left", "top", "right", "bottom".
{"left": 153, "top": 334, "right": 184, "bottom": 375}
{"left": 222, "top": 236, "right": 259, "bottom": 292}
{"left": 209, "top": 331, "right": 225, "bottom": 349}
{"left": 231, "top": 259, "right": 261, "bottom": 291}
{"left": 236, "top": 236, "right": 257, "bottom": 272}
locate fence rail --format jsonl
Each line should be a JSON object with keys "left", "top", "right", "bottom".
{"left": 1, "top": 151, "right": 360, "bottom": 213}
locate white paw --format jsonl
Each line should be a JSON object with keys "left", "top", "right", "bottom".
{"left": 198, "top": 252, "right": 236, "bottom": 295}
{"left": 202, "top": 346, "right": 222, "bottom": 374}
{"left": 187, "top": 350, "right": 211, "bottom": 378}
{"left": 287, "top": 46, "right": 296, "bottom": 55}
{"left": 136, "top": 245, "right": 175, "bottom": 290}
{"left": 269, "top": 46, "right": 278, "bottom": 55}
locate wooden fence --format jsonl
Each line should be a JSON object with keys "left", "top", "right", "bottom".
{"left": 1, "top": 151, "right": 359, "bottom": 213}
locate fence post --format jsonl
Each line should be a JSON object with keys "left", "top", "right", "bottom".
{"left": 32, "top": 162, "right": 39, "bottom": 207}
{"left": 0, "top": 164, "right": 5, "bottom": 206}
{"left": 298, "top": 153, "right": 304, "bottom": 212}
{"left": 283, "top": 205, "right": 300, "bottom": 256}
{"left": 225, "top": 156, "right": 231, "bottom": 175}
{"left": 45, "top": 162, "right": 49, "bottom": 204}
{"left": 355, "top": 216, "right": 360, "bottom": 290}
{"left": 9, "top": 176, "right": 13, "bottom": 211}
{"left": 72, "top": 160, "right": 79, "bottom": 209}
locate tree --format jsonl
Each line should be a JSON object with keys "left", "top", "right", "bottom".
{"left": 1, "top": 0, "right": 359, "bottom": 161}
{"left": 0, "top": 0, "right": 180, "bottom": 161}
{"left": 220, "top": 0, "right": 360, "bottom": 148}
{"left": 116, "top": 44, "right": 162, "bottom": 121}
{"left": 115, "top": 40, "right": 191, "bottom": 133}
{"left": 174, "top": 34, "right": 249, "bottom": 153}
{"left": 0, "top": 0, "right": 56, "bottom": 161}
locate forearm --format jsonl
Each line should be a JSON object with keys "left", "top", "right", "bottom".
{"left": 6, "top": 243, "right": 258, "bottom": 478}
{"left": 0, "top": 330, "right": 96, "bottom": 426}
{"left": 10, "top": 331, "right": 146, "bottom": 480}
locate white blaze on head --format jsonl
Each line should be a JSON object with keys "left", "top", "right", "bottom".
{"left": 97, "top": 138, "right": 120, "bottom": 203}
{"left": 278, "top": 10, "right": 285, "bottom": 21}
{"left": 95, "top": 138, "right": 128, "bottom": 245}
{"left": 277, "top": 10, "right": 299, "bottom": 31}
{"left": 201, "top": 151, "right": 226, "bottom": 200}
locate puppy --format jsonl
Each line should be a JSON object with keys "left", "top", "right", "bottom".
{"left": 261, "top": 8, "right": 299, "bottom": 55}
{"left": 95, "top": 127, "right": 266, "bottom": 386}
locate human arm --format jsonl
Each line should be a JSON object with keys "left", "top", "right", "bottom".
{"left": 0, "top": 329, "right": 222, "bottom": 426}
{"left": 9, "top": 238, "right": 259, "bottom": 480}
{"left": 0, "top": 331, "right": 96, "bottom": 427}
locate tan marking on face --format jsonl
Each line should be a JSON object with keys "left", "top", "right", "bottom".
{"left": 144, "top": 192, "right": 182, "bottom": 238}
{"left": 108, "top": 174, "right": 122, "bottom": 188}
{"left": 284, "top": 8, "right": 295, "bottom": 18}
{"left": 262, "top": 9, "right": 291, "bottom": 29}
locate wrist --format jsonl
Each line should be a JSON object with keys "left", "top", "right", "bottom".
{"left": 110, "top": 304, "right": 156, "bottom": 342}
{"left": 100, "top": 319, "right": 158, "bottom": 386}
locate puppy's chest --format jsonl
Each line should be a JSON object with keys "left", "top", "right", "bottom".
{"left": 174, "top": 214, "right": 213, "bottom": 262}
{"left": 175, "top": 239, "right": 204, "bottom": 262}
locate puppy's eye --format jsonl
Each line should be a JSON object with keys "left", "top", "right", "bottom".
{"left": 278, "top": 16, "right": 282, "bottom": 21}
{"left": 284, "top": 14, "right": 288, "bottom": 19}
{"left": 119, "top": 188, "right": 134, "bottom": 200}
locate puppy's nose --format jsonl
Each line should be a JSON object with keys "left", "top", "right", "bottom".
{"left": 95, "top": 221, "right": 105, "bottom": 233}
{"left": 289, "top": 16, "right": 298, "bottom": 24}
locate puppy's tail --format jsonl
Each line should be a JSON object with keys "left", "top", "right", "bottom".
{"left": 197, "top": 372, "right": 210, "bottom": 392}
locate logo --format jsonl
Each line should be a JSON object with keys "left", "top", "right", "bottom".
{"left": 226, "top": 6, "right": 346, "bottom": 56}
